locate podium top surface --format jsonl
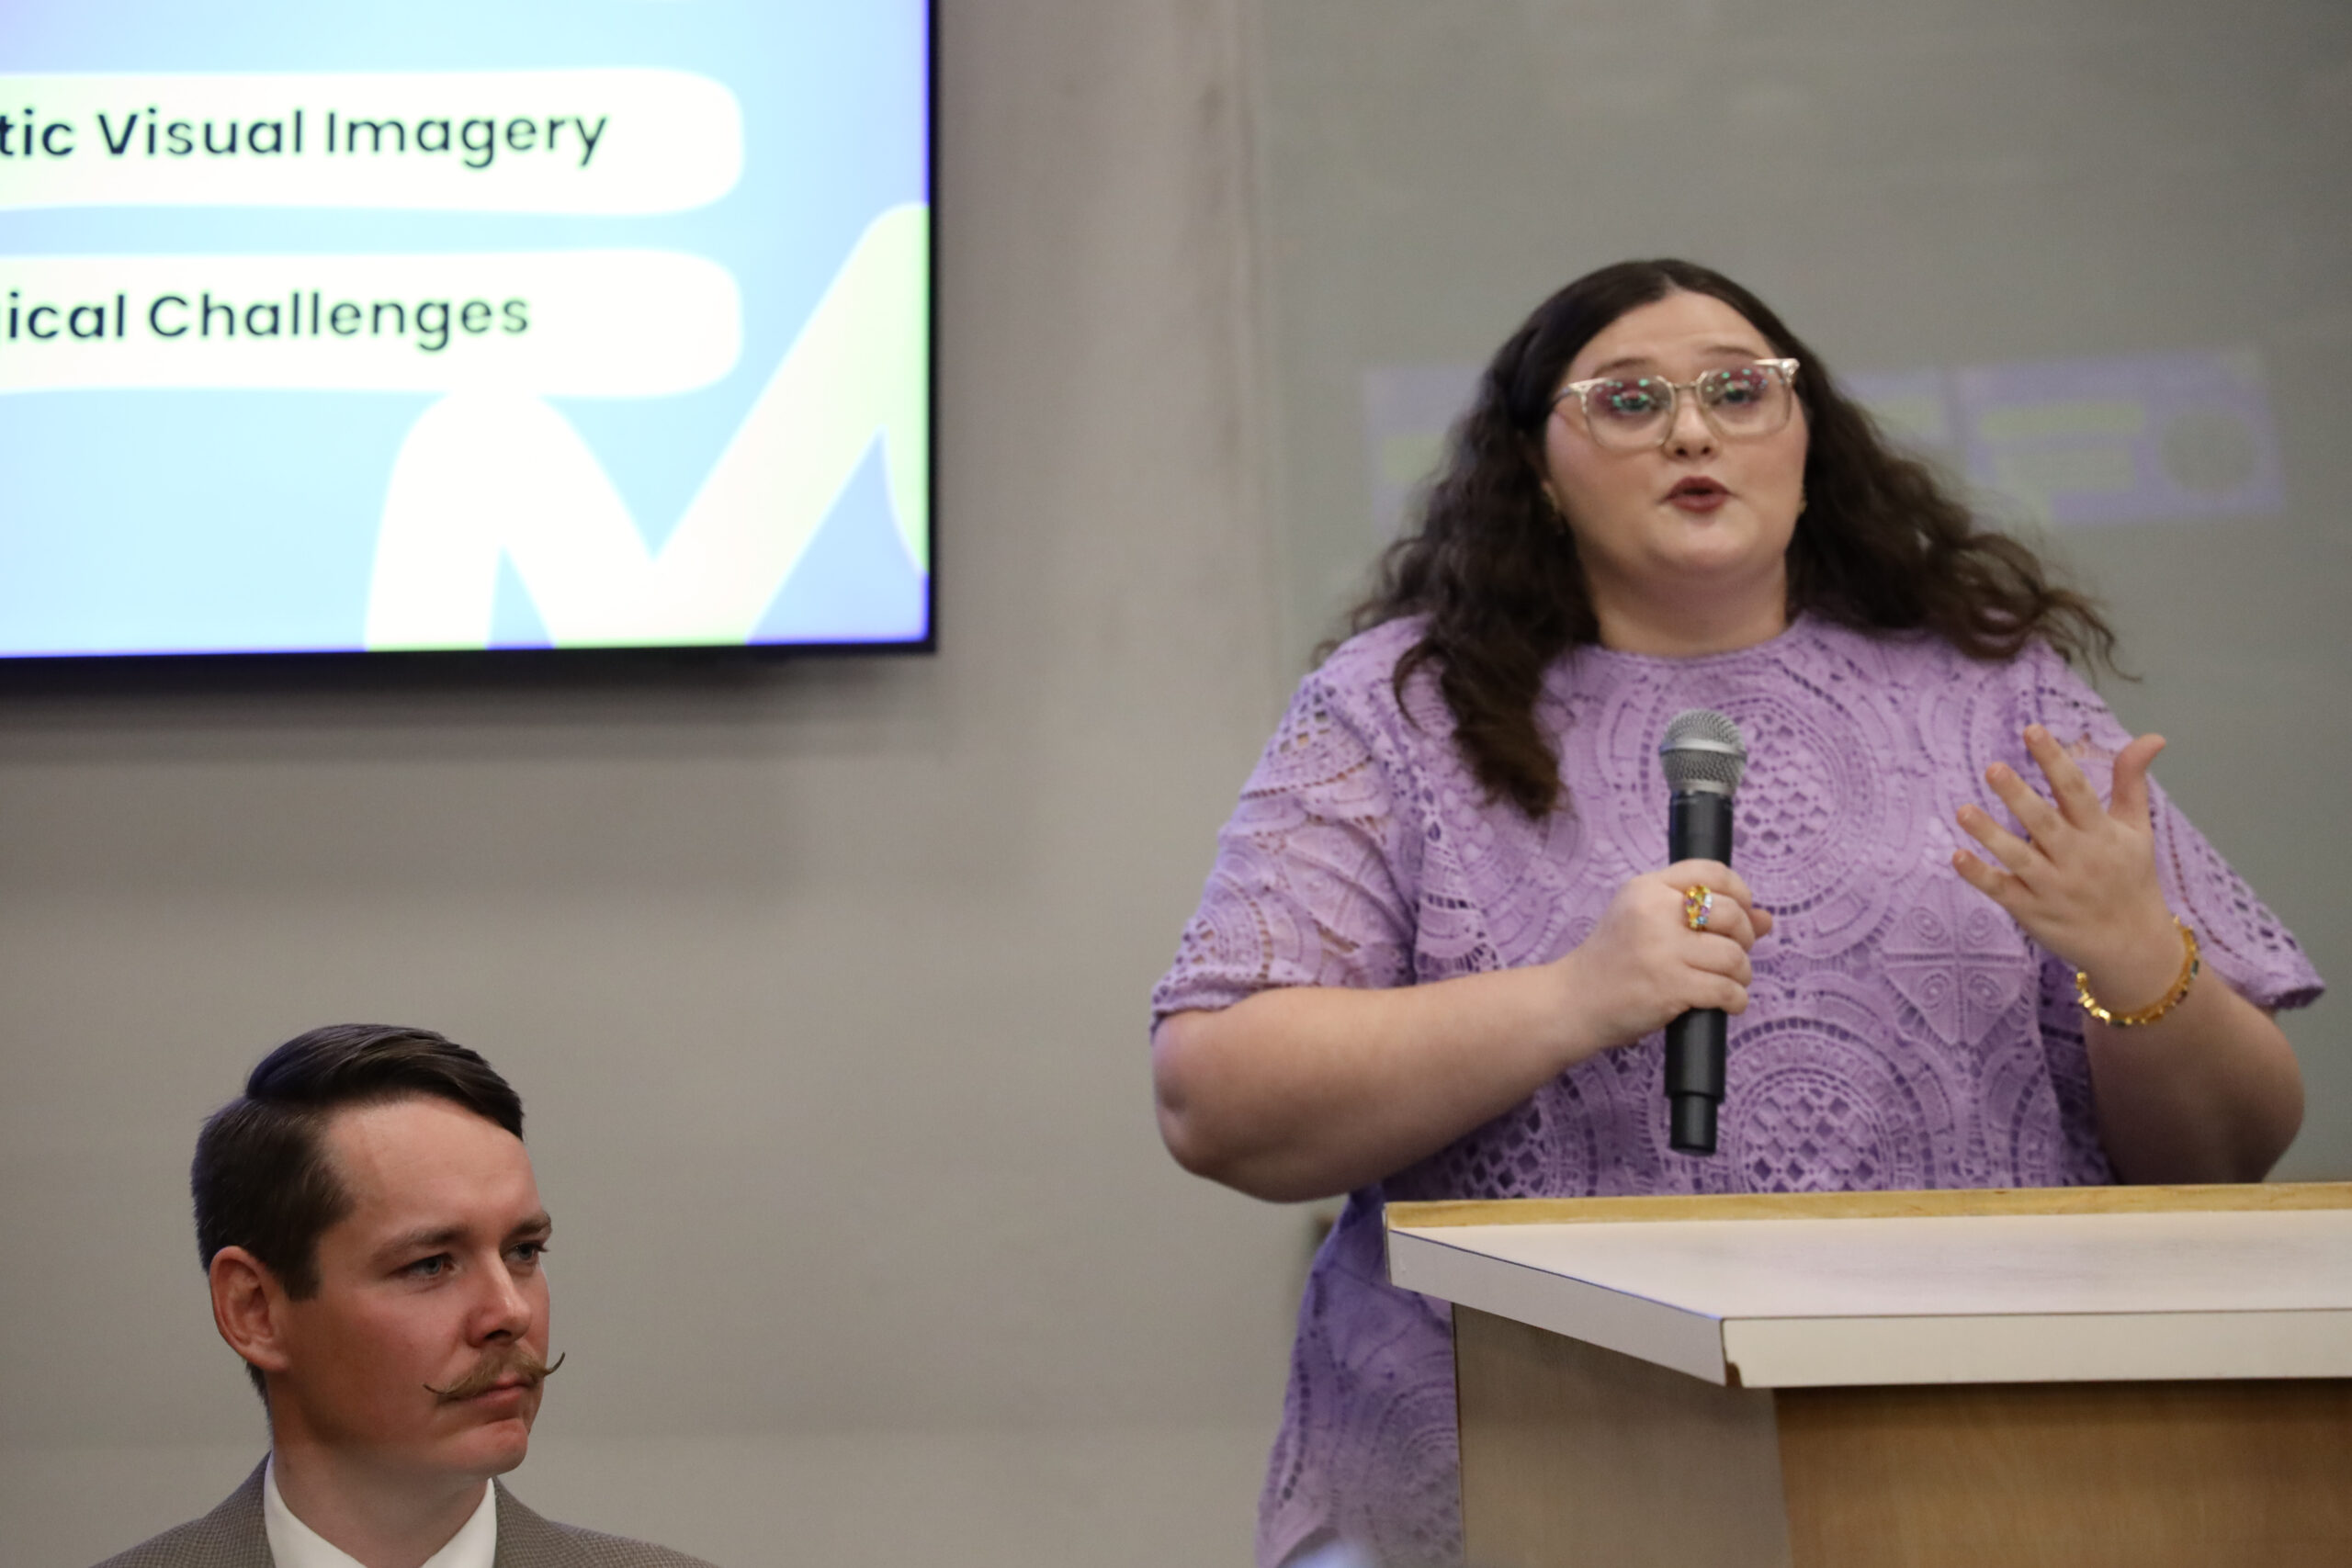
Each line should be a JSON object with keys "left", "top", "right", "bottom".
{"left": 1386, "top": 1184, "right": 2352, "bottom": 1389}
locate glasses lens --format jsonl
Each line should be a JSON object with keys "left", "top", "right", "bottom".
{"left": 1697, "top": 365, "right": 1792, "bottom": 435}
{"left": 1579, "top": 378, "right": 1675, "bottom": 448}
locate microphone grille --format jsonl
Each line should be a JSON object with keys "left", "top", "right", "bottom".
{"left": 1659, "top": 708, "right": 1747, "bottom": 794}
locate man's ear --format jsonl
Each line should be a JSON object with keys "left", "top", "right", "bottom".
{"left": 209, "top": 1246, "right": 295, "bottom": 1378}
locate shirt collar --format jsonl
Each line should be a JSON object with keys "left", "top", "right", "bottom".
{"left": 263, "top": 1455, "right": 499, "bottom": 1568}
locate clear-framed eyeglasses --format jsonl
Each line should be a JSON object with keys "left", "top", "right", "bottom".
{"left": 1554, "top": 358, "right": 1802, "bottom": 451}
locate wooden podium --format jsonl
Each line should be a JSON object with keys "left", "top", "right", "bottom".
{"left": 1385, "top": 1184, "right": 2352, "bottom": 1568}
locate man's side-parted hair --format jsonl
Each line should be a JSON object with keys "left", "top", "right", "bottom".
{"left": 192, "top": 1024, "right": 525, "bottom": 1301}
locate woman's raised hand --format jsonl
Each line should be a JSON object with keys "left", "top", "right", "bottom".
{"left": 1556, "top": 861, "right": 1775, "bottom": 1052}
{"left": 1953, "top": 726, "right": 2180, "bottom": 1001}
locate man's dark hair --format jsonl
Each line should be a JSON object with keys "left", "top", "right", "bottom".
{"left": 191, "top": 1025, "right": 524, "bottom": 1391}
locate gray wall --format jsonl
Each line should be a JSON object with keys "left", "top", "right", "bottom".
{"left": 8, "top": 7, "right": 2346, "bottom": 1567}
{"left": 2, "top": 4, "right": 1301, "bottom": 1564}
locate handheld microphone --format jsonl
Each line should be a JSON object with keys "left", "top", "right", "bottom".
{"left": 1658, "top": 709, "right": 1747, "bottom": 1156}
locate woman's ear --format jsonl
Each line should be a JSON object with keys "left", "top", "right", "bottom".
{"left": 1519, "top": 444, "right": 1559, "bottom": 518}
{"left": 209, "top": 1246, "right": 295, "bottom": 1379}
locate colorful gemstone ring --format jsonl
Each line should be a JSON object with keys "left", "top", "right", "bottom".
{"left": 1683, "top": 885, "right": 1715, "bottom": 932}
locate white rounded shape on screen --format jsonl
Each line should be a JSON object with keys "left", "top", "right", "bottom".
{"left": 0, "top": 71, "right": 742, "bottom": 214}
{"left": 0, "top": 251, "right": 741, "bottom": 396}
{"left": 366, "top": 203, "right": 932, "bottom": 650}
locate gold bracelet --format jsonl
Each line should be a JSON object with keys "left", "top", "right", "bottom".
{"left": 2075, "top": 918, "right": 2200, "bottom": 1027}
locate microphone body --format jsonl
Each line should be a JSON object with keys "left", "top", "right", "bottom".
{"left": 1657, "top": 708, "right": 1748, "bottom": 1156}
{"left": 1665, "top": 788, "right": 1734, "bottom": 1154}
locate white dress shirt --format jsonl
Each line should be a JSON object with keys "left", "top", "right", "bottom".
{"left": 263, "top": 1456, "right": 498, "bottom": 1568}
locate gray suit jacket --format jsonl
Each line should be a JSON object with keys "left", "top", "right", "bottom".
{"left": 93, "top": 1462, "right": 718, "bottom": 1568}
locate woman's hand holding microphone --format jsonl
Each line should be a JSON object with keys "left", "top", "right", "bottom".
{"left": 1552, "top": 861, "right": 1775, "bottom": 1055}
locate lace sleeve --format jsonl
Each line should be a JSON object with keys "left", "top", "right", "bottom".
{"left": 2011, "top": 645, "right": 2324, "bottom": 1012}
{"left": 1151, "top": 671, "right": 1419, "bottom": 1023}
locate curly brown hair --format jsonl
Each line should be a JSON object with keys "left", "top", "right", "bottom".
{"left": 1342, "top": 258, "right": 2118, "bottom": 818}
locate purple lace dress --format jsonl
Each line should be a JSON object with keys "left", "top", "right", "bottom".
{"left": 1150, "top": 615, "right": 2323, "bottom": 1568}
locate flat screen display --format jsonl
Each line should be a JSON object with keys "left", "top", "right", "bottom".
{"left": 0, "top": 2, "right": 933, "bottom": 659}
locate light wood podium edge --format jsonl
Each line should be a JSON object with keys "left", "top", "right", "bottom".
{"left": 1389, "top": 1179, "right": 2352, "bottom": 1229}
{"left": 1436, "top": 1183, "right": 2352, "bottom": 1566}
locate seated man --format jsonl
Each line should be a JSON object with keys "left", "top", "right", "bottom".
{"left": 96, "top": 1024, "right": 715, "bottom": 1568}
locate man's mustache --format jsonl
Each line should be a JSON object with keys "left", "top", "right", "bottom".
{"left": 424, "top": 1346, "right": 566, "bottom": 1404}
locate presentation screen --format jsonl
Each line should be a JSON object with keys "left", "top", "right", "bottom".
{"left": 0, "top": 3, "right": 933, "bottom": 660}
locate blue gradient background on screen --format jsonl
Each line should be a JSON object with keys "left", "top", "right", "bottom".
{"left": 0, "top": 1, "right": 930, "bottom": 655}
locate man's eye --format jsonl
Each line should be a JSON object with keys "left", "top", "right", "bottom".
{"left": 403, "top": 1255, "right": 451, "bottom": 1280}
{"left": 509, "top": 1241, "right": 548, "bottom": 1267}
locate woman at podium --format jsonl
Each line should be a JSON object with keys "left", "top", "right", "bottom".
{"left": 1148, "top": 259, "right": 2322, "bottom": 1568}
